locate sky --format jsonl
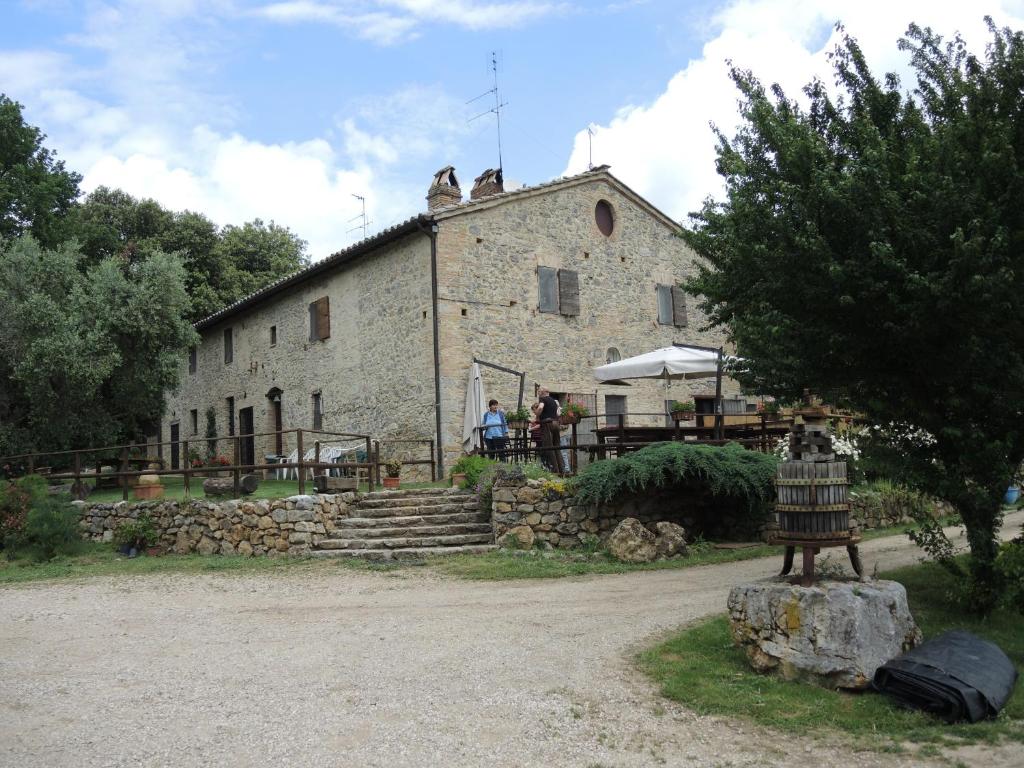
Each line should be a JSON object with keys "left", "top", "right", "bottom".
{"left": 3, "top": 0, "right": 1024, "bottom": 260}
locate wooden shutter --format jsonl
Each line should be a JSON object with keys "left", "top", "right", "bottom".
{"left": 538, "top": 267, "right": 558, "bottom": 313}
{"left": 656, "top": 285, "right": 673, "bottom": 325}
{"left": 557, "top": 269, "right": 579, "bottom": 316}
{"left": 671, "top": 285, "right": 688, "bottom": 327}
{"left": 310, "top": 297, "right": 330, "bottom": 340}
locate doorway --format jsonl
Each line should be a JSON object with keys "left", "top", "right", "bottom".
{"left": 266, "top": 388, "right": 283, "bottom": 455}
{"left": 239, "top": 407, "right": 255, "bottom": 467}
{"left": 170, "top": 423, "right": 180, "bottom": 470}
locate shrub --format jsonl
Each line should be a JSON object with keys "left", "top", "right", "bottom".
{"left": 113, "top": 514, "right": 158, "bottom": 550}
{"left": 573, "top": 441, "right": 778, "bottom": 512}
{"left": 0, "top": 475, "right": 48, "bottom": 547}
{"left": 4, "top": 491, "right": 82, "bottom": 562}
{"left": 384, "top": 458, "right": 402, "bottom": 478}
{"left": 451, "top": 454, "right": 498, "bottom": 489}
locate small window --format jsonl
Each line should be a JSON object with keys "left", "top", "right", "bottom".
{"left": 656, "top": 284, "right": 688, "bottom": 327}
{"left": 190, "top": 409, "right": 198, "bottom": 435}
{"left": 223, "top": 328, "right": 233, "bottom": 364}
{"left": 309, "top": 296, "right": 330, "bottom": 341}
{"left": 188, "top": 346, "right": 196, "bottom": 374}
{"left": 226, "top": 397, "right": 235, "bottom": 436}
{"left": 537, "top": 267, "right": 580, "bottom": 316}
{"left": 606, "top": 347, "right": 621, "bottom": 364}
{"left": 312, "top": 392, "right": 323, "bottom": 431}
{"left": 595, "top": 200, "right": 614, "bottom": 236}
{"left": 270, "top": 325, "right": 277, "bottom": 346}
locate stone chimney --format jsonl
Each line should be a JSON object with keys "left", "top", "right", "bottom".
{"left": 470, "top": 168, "right": 504, "bottom": 200}
{"left": 426, "top": 166, "right": 461, "bottom": 210}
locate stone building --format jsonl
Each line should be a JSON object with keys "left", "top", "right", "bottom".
{"left": 160, "top": 165, "right": 732, "bottom": 475}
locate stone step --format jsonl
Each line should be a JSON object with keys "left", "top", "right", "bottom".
{"left": 315, "top": 532, "right": 494, "bottom": 550}
{"left": 361, "top": 489, "right": 467, "bottom": 501}
{"left": 356, "top": 495, "right": 473, "bottom": 510}
{"left": 308, "top": 544, "right": 497, "bottom": 561}
{"left": 351, "top": 502, "right": 474, "bottom": 518}
{"left": 335, "top": 523, "right": 493, "bottom": 540}
{"left": 335, "top": 511, "right": 489, "bottom": 529}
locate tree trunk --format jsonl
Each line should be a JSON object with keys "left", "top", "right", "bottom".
{"left": 203, "top": 474, "right": 259, "bottom": 497}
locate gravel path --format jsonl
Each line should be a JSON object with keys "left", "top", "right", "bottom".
{"left": 2, "top": 511, "right": 1022, "bottom": 768}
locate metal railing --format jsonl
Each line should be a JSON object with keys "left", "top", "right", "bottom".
{"left": 0, "top": 428, "right": 437, "bottom": 500}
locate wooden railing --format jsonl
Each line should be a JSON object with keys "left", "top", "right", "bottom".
{"left": 0, "top": 428, "right": 437, "bottom": 500}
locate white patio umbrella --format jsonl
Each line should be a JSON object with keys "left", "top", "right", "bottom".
{"left": 461, "top": 362, "right": 488, "bottom": 453}
{"left": 593, "top": 344, "right": 730, "bottom": 438}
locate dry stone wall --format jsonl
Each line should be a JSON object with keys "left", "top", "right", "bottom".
{"left": 75, "top": 494, "right": 355, "bottom": 556}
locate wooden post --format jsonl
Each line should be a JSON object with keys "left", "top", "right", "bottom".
{"left": 373, "top": 441, "right": 381, "bottom": 489}
{"left": 364, "top": 436, "right": 373, "bottom": 491}
{"left": 232, "top": 435, "right": 240, "bottom": 497}
{"left": 120, "top": 447, "right": 129, "bottom": 501}
{"left": 72, "top": 451, "right": 82, "bottom": 501}
{"left": 618, "top": 412, "right": 625, "bottom": 448}
{"left": 314, "top": 440, "right": 321, "bottom": 479}
{"left": 429, "top": 440, "right": 436, "bottom": 482}
{"left": 183, "top": 439, "right": 190, "bottom": 499}
{"left": 296, "top": 430, "right": 305, "bottom": 495}
{"left": 27, "top": 453, "right": 35, "bottom": 476}
{"left": 570, "top": 422, "right": 578, "bottom": 474}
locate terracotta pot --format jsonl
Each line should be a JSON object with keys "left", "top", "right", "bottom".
{"left": 507, "top": 420, "right": 528, "bottom": 431}
{"left": 382, "top": 476, "right": 400, "bottom": 489}
{"left": 672, "top": 412, "right": 695, "bottom": 422}
{"left": 559, "top": 413, "right": 580, "bottom": 426}
{"left": 451, "top": 472, "right": 468, "bottom": 487}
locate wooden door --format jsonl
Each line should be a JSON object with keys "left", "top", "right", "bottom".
{"left": 170, "top": 423, "right": 180, "bottom": 470}
{"left": 239, "top": 407, "right": 255, "bottom": 467}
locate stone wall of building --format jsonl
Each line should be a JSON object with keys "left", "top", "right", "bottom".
{"left": 161, "top": 231, "right": 435, "bottom": 474}
{"left": 433, "top": 175, "right": 734, "bottom": 469}
{"left": 76, "top": 494, "right": 354, "bottom": 556}
{"left": 490, "top": 470, "right": 770, "bottom": 549}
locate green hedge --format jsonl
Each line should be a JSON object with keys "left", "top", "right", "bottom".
{"left": 573, "top": 442, "right": 778, "bottom": 512}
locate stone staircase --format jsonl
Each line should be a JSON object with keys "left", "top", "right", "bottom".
{"left": 311, "top": 488, "right": 495, "bottom": 561}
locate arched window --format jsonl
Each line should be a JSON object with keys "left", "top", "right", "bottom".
{"left": 595, "top": 200, "right": 614, "bottom": 236}
{"left": 606, "top": 347, "right": 621, "bottom": 364}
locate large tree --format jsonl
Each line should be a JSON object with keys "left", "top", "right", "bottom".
{"left": 67, "top": 188, "right": 309, "bottom": 322}
{"left": 0, "top": 236, "right": 198, "bottom": 455}
{"left": 0, "top": 94, "right": 81, "bottom": 247}
{"left": 685, "top": 19, "right": 1024, "bottom": 612}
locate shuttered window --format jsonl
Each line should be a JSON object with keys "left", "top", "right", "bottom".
{"left": 656, "top": 284, "right": 688, "bottom": 327}
{"left": 538, "top": 267, "right": 580, "bottom": 315}
{"left": 309, "top": 296, "right": 330, "bottom": 341}
{"left": 312, "top": 392, "right": 323, "bottom": 431}
{"left": 223, "top": 328, "right": 233, "bottom": 363}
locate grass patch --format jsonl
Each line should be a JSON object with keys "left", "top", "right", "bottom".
{"left": 0, "top": 541, "right": 396, "bottom": 585}
{"left": 84, "top": 476, "right": 450, "bottom": 503}
{"left": 639, "top": 560, "right": 1024, "bottom": 751}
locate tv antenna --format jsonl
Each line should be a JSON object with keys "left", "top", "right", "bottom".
{"left": 347, "top": 194, "right": 371, "bottom": 239}
{"left": 467, "top": 51, "right": 507, "bottom": 172}
{"left": 587, "top": 126, "right": 594, "bottom": 170}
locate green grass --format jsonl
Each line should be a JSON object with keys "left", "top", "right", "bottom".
{"left": 639, "top": 560, "right": 1024, "bottom": 752}
{"left": 0, "top": 542, "right": 399, "bottom": 585}
{"left": 84, "top": 475, "right": 450, "bottom": 503}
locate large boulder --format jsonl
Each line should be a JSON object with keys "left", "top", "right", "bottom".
{"left": 728, "top": 580, "right": 921, "bottom": 690}
{"left": 606, "top": 518, "right": 657, "bottom": 563}
{"left": 203, "top": 474, "right": 259, "bottom": 498}
{"left": 654, "top": 522, "right": 688, "bottom": 558}
{"left": 499, "top": 525, "right": 535, "bottom": 549}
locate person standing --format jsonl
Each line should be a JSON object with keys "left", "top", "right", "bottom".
{"left": 481, "top": 399, "right": 509, "bottom": 460}
{"left": 537, "top": 387, "right": 565, "bottom": 474}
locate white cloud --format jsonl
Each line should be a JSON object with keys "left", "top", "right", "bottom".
{"left": 564, "top": 1, "right": 1024, "bottom": 223}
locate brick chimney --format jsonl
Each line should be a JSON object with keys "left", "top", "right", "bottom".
{"left": 470, "top": 168, "right": 504, "bottom": 200}
{"left": 426, "top": 166, "right": 461, "bottom": 210}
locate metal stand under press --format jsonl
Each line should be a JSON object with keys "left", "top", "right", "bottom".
{"left": 771, "top": 401, "right": 863, "bottom": 586}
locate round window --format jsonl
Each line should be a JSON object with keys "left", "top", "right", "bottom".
{"left": 595, "top": 200, "right": 614, "bottom": 236}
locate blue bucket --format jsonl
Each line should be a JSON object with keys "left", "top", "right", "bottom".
{"left": 1006, "top": 486, "right": 1021, "bottom": 505}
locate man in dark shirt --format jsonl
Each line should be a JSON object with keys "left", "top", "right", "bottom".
{"left": 537, "top": 387, "right": 565, "bottom": 474}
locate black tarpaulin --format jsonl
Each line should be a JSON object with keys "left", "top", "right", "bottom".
{"left": 873, "top": 630, "right": 1018, "bottom": 723}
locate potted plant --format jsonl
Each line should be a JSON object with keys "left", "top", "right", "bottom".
{"left": 760, "top": 400, "right": 781, "bottom": 418}
{"left": 113, "top": 514, "right": 158, "bottom": 558}
{"left": 559, "top": 402, "right": 589, "bottom": 426}
{"left": 506, "top": 406, "right": 532, "bottom": 431}
{"left": 669, "top": 400, "right": 696, "bottom": 422}
{"left": 383, "top": 458, "right": 402, "bottom": 489}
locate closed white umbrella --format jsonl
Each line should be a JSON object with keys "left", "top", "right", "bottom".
{"left": 461, "top": 362, "right": 488, "bottom": 454}
{"left": 593, "top": 345, "right": 721, "bottom": 382}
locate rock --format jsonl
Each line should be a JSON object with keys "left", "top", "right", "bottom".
{"left": 524, "top": 512, "right": 542, "bottom": 526}
{"left": 237, "top": 540, "right": 253, "bottom": 556}
{"left": 202, "top": 474, "right": 259, "bottom": 497}
{"left": 499, "top": 525, "right": 535, "bottom": 549}
{"left": 728, "top": 580, "right": 922, "bottom": 690}
{"left": 196, "top": 536, "right": 219, "bottom": 555}
{"left": 606, "top": 518, "right": 657, "bottom": 563}
{"left": 654, "top": 522, "right": 688, "bottom": 558}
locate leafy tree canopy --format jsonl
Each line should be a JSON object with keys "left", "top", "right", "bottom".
{"left": 66, "top": 188, "right": 310, "bottom": 322}
{"left": 0, "top": 94, "right": 81, "bottom": 247}
{"left": 0, "top": 236, "right": 198, "bottom": 455}
{"left": 685, "top": 19, "right": 1024, "bottom": 612}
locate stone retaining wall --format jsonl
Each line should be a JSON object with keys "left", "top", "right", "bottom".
{"left": 490, "top": 470, "right": 771, "bottom": 548}
{"left": 75, "top": 494, "right": 355, "bottom": 556}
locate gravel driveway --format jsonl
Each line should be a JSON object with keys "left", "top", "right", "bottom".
{"left": 2, "top": 511, "right": 1022, "bottom": 768}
